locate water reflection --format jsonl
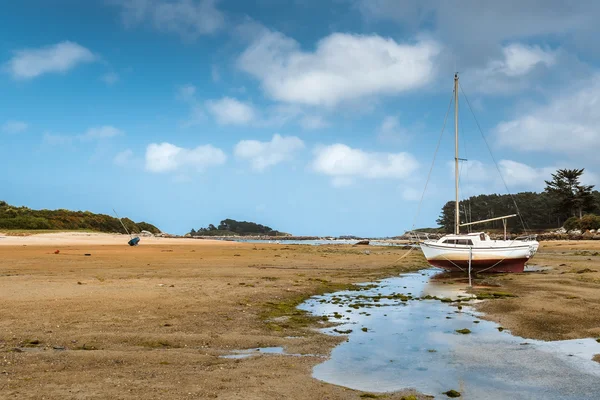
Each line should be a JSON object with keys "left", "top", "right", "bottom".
{"left": 298, "top": 269, "right": 600, "bottom": 399}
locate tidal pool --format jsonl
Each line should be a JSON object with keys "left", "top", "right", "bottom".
{"left": 298, "top": 269, "right": 600, "bottom": 399}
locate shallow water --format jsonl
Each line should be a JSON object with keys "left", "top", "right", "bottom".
{"left": 231, "top": 239, "right": 409, "bottom": 246}
{"left": 298, "top": 269, "right": 600, "bottom": 399}
{"left": 220, "top": 347, "right": 285, "bottom": 359}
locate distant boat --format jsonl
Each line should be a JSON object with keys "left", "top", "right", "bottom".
{"left": 419, "top": 74, "right": 539, "bottom": 273}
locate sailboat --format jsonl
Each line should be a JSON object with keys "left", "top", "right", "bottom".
{"left": 420, "top": 74, "right": 539, "bottom": 273}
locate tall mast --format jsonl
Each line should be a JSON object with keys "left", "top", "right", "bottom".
{"left": 454, "top": 73, "right": 460, "bottom": 235}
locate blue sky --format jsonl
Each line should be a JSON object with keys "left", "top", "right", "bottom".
{"left": 2, "top": 0, "right": 600, "bottom": 236}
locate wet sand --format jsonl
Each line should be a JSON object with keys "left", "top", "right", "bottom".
{"left": 473, "top": 240, "right": 600, "bottom": 341}
{"left": 0, "top": 234, "right": 427, "bottom": 399}
{"left": 2, "top": 235, "right": 600, "bottom": 399}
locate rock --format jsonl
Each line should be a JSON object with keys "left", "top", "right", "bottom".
{"left": 593, "top": 235, "right": 600, "bottom": 241}
{"left": 443, "top": 389, "right": 462, "bottom": 398}
{"left": 355, "top": 240, "right": 370, "bottom": 245}
{"left": 576, "top": 268, "right": 597, "bottom": 274}
{"left": 569, "top": 229, "right": 582, "bottom": 235}
{"left": 583, "top": 231, "right": 594, "bottom": 240}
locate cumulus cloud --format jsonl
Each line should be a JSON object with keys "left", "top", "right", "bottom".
{"left": 312, "top": 144, "right": 419, "bottom": 186}
{"left": 206, "top": 97, "right": 256, "bottom": 125}
{"left": 238, "top": 30, "right": 440, "bottom": 106}
{"left": 118, "top": 0, "right": 225, "bottom": 39}
{"left": 234, "top": 134, "right": 304, "bottom": 171}
{"left": 1, "top": 120, "right": 28, "bottom": 134}
{"left": 494, "top": 74, "right": 600, "bottom": 157}
{"left": 466, "top": 43, "right": 557, "bottom": 94}
{"left": 79, "top": 126, "right": 123, "bottom": 140}
{"left": 145, "top": 142, "right": 226, "bottom": 173}
{"left": 5, "top": 41, "right": 96, "bottom": 79}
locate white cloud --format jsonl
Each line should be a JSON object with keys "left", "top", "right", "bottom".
{"left": 452, "top": 160, "right": 492, "bottom": 183}
{"left": 466, "top": 43, "right": 556, "bottom": 94}
{"left": 79, "top": 126, "right": 123, "bottom": 140}
{"left": 101, "top": 72, "right": 119, "bottom": 85}
{"left": 452, "top": 158, "right": 555, "bottom": 193}
{"left": 145, "top": 142, "right": 226, "bottom": 173}
{"left": 207, "top": 97, "right": 256, "bottom": 125}
{"left": 497, "top": 160, "right": 555, "bottom": 189}
{"left": 238, "top": 30, "right": 440, "bottom": 106}
{"left": 118, "top": 0, "right": 225, "bottom": 39}
{"left": 495, "top": 74, "right": 600, "bottom": 157}
{"left": 234, "top": 134, "right": 304, "bottom": 171}
{"left": 1, "top": 120, "right": 28, "bottom": 134}
{"left": 300, "top": 115, "right": 329, "bottom": 130}
{"left": 378, "top": 115, "right": 410, "bottom": 143}
{"left": 500, "top": 44, "right": 556, "bottom": 76}
{"left": 5, "top": 41, "right": 96, "bottom": 80}
{"left": 312, "top": 144, "right": 419, "bottom": 186}
{"left": 114, "top": 149, "right": 134, "bottom": 166}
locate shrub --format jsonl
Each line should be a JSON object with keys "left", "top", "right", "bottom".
{"left": 580, "top": 214, "right": 600, "bottom": 231}
{"left": 564, "top": 216, "right": 580, "bottom": 231}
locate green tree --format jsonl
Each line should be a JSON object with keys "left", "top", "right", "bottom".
{"left": 544, "top": 169, "right": 595, "bottom": 218}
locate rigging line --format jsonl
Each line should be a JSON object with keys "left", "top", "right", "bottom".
{"left": 113, "top": 208, "right": 132, "bottom": 239}
{"left": 458, "top": 84, "right": 530, "bottom": 234}
{"left": 410, "top": 91, "right": 454, "bottom": 238}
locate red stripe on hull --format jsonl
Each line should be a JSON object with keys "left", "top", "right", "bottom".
{"left": 427, "top": 258, "right": 529, "bottom": 273}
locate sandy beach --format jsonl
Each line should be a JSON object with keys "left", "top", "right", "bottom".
{"left": 0, "top": 233, "right": 427, "bottom": 399}
{"left": 1, "top": 233, "right": 599, "bottom": 399}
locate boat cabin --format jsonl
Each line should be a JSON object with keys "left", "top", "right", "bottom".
{"left": 437, "top": 232, "right": 490, "bottom": 246}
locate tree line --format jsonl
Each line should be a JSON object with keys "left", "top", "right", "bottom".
{"left": 437, "top": 169, "right": 600, "bottom": 233}
{"left": 0, "top": 201, "right": 160, "bottom": 234}
{"left": 189, "top": 219, "right": 287, "bottom": 237}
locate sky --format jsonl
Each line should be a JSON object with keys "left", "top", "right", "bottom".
{"left": 2, "top": 0, "right": 600, "bottom": 237}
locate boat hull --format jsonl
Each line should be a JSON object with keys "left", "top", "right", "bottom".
{"left": 420, "top": 241, "right": 538, "bottom": 273}
{"left": 426, "top": 257, "right": 528, "bottom": 273}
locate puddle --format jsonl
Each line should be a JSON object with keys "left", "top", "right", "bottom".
{"left": 298, "top": 269, "right": 600, "bottom": 399}
{"left": 220, "top": 346, "right": 324, "bottom": 359}
{"left": 221, "top": 347, "right": 285, "bottom": 359}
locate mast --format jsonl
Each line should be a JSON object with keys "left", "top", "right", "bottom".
{"left": 454, "top": 73, "right": 460, "bottom": 235}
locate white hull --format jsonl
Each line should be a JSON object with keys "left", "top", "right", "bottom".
{"left": 420, "top": 235, "right": 539, "bottom": 273}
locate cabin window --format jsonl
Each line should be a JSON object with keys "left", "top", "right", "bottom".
{"left": 442, "top": 239, "right": 473, "bottom": 245}
{"left": 480, "top": 233, "right": 486, "bottom": 241}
